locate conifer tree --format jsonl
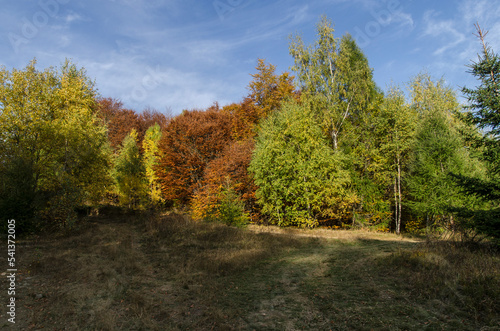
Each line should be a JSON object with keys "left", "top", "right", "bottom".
{"left": 454, "top": 24, "right": 500, "bottom": 242}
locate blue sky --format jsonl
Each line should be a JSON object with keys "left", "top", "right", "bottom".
{"left": 1, "top": 0, "right": 499, "bottom": 115}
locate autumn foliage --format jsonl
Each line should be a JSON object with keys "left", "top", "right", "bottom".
{"left": 97, "top": 98, "right": 169, "bottom": 152}
{"left": 2, "top": 58, "right": 297, "bottom": 225}
{"left": 191, "top": 139, "right": 259, "bottom": 222}
{"left": 156, "top": 105, "right": 233, "bottom": 204}
{"left": 155, "top": 59, "right": 296, "bottom": 222}
{"left": 2, "top": 16, "right": 499, "bottom": 249}
{"left": 221, "top": 99, "right": 260, "bottom": 140}
{"left": 248, "top": 59, "right": 298, "bottom": 117}
{"left": 221, "top": 59, "right": 298, "bottom": 141}
{"left": 97, "top": 98, "right": 141, "bottom": 150}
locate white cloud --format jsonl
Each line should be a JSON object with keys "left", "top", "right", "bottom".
{"left": 76, "top": 50, "right": 244, "bottom": 113}
{"left": 4, "top": 0, "right": 498, "bottom": 115}
{"left": 393, "top": 11, "right": 414, "bottom": 29}
{"left": 417, "top": 0, "right": 500, "bottom": 76}
{"left": 459, "top": 0, "right": 490, "bottom": 27}
{"left": 458, "top": 0, "right": 500, "bottom": 51}
{"left": 64, "top": 12, "right": 85, "bottom": 23}
{"left": 421, "top": 10, "right": 466, "bottom": 55}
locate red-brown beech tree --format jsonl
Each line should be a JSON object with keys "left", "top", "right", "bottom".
{"left": 157, "top": 105, "right": 233, "bottom": 204}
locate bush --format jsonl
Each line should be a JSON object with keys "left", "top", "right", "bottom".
{"left": 217, "top": 185, "right": 249, "bottom": 227}
{"left": 0, "top": 157, "right": 39, "bottom": 233}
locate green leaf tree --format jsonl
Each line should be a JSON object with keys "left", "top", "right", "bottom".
{"left": 374, "top": 87, "right": 417, "bottom": 234}
{"left": 289, "top": 16, "right": 379, "bottom": 151}
{"left": 407, "top": 111, "right": 477, "bottom": 232}
{"left": 215, "top": 179, "right": 250, "bottom": 227}
{"left": 288, "top": 16, "right": 382, "bottom": 228}
{"left": 249, "top": 100, "right": 351, "bottom": 227}
{"left": 405, "top": 73, "right": 486, "bottom": 235}
{"left": 113, "top": 129, "right": 147, "bottom": 209}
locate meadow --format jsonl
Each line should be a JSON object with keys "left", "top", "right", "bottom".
{"left": 2, "top": 210, "right": 499, "bottom": 330}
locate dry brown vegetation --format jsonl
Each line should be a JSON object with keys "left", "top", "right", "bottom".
{"left": 1, "top": 211, "right": 499, "bottom": 330}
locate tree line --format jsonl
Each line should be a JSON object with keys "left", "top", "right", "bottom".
{"left": 1, "top": 18, "right": 498, "bottom": 243}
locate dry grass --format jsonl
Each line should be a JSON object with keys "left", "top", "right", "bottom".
{"left": 1, "top": 211, "right": 498, "bottom": 330}
{"left": 384, "top": 240, "right": 500, "bottom": 326}
{"left": 246, "top": 224, "right": 416, "bottom": 242}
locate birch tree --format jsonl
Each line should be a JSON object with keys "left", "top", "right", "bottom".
{"left": 289, "top": 16, "right": 378, "bottom": 150}
{"left": 375, "top": 87, "right": 416, "bottom": 234}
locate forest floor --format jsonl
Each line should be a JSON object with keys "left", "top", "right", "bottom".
{"left": 1, "top": 210, "right": 499, "bottom": 330}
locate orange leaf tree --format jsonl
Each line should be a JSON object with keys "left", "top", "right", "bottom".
{"left": 248, "top": 58, "right": 298, "bottom": 118}
{"left": 157, "top": 105, "right": 233, "bottom": 205}
{"left": 191, "top": 139, "right": 259, "bottom": 223}
{"left": 222, "top": 59, "right": 298, "bottom": 141}
{"left": 97, "top": 98, "right": 169, "bottom": 152}
{"left": 192, "top": 60, "right": 298, "bottom": 223}
{"left": 221, "top": 98, "right": 260, "bottom": 141}
{"left": 97, "top": 97, "right": 141, "bottom": 151}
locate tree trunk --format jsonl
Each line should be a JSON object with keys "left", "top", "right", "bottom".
{"left": 352, "top": 206, "right": 356, "bottom": 227}
{"left": 396, "top": 156, "right": 402, "bottom": 235}
{"left": 394, "top": 177, "right": 398, "bottom": 234}
{"left": 331, "top": 130, "right": 338, "bottom": 150}
{"left": 426, "top": 213, "right": 429, "bottom": 236}
{"left": 304, "top": 176, "right": 311, "bottom": 222}
{"left": 64, "top": 138, "right": 69, "bottom": 173}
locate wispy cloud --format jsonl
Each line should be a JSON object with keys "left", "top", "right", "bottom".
{"left": 417, "top": 0, "right": 499, "bottom": 83}
{"left": 1, "top": 0, "right": 498, "bottom": 114}
{"left": 64, "top": 12, "right": 85, "bottom": 24}
{"left": 459, "top": 0, "right": 500, "bottom": 49}
{"left": 421, "top": 10, "right": 466, "bottom": 56}
{"left": 460, "top": 0, "right": 490, "bottom": 27}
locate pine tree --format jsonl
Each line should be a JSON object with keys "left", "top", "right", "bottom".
{"left": 453, "top": 24, "right": 500, "bottom": 242}
{"left": 407, "top": 111, "right": 480, "bottom": 232}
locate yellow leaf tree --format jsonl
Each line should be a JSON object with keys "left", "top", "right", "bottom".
{"left": 142, "top": 123, "right": 164, "bottom": 206}
{"left": 0, "top": 59, "right": 111, "bottom": 231}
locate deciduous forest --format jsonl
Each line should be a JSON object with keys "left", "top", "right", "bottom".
{"left": 2, "top": 18, "right": 498, "bottom": 242}
{"left": 0, "top": 17, "right": 499, "bottom": 330}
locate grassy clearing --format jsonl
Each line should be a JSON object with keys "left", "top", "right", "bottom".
{"left": 1, "top": 211, "right": 499, "bottom": 330}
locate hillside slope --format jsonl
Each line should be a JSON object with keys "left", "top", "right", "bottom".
{"left": 1, "top": 212, "right": 498, "bottom": 330}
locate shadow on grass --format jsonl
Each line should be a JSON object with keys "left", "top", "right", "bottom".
{"left": 7, "top": 212, "right": 499, "bottom": 330}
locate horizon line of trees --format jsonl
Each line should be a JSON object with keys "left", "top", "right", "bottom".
{"left": 1, "top": 17, "right": 498, "bottom": 243}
